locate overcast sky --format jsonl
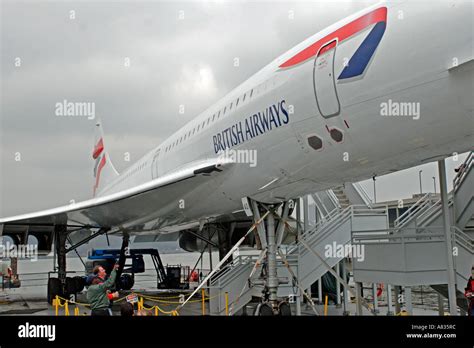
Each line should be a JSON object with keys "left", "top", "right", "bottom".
{"left": 0, "top": 0, "right": 468, "bottom": 217}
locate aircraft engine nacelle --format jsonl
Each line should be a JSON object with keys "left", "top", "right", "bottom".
{"left": 178, "top": 222, "right": 256, "bottom": 253}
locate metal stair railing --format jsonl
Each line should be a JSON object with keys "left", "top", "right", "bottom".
{"left": 210, "top": 254, "right": 260, "bottom": 288}
{"left": 311, "top": 190, "right": 341, "bottom": 221}
{"left": 298, "top": 208, "right": 352, "bottom": 249}
{"left": 353, "top": 182, "right": 374, "bottom": 207}
{"left": 453, "top": 151, "right": 473, "bottom": 192}
{"left": 452, "top": 226, "right": 474, "bottom": 254}
{"left": 311, "top": 192, "right": 331, "bottom": 218}
{"left": 297, "top": 206, "right": 352, "bottom": 246}
{"left": 327, "top": 189, "right": 342, "bottom": 209}
{"left": 394, "top": 193, "right": 436, "bottom": 228}
{"left": 288, "top": 205, "right": 386, "bottom": 255}
{"left": 300, "top": 205, "right": 343, "bottom": 239}
{"left": 411, "top": 199, "right": 454, "bottom": 229}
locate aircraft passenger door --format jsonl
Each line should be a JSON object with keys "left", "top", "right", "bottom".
{"left": 151, "top": 149, "right": 160, "bottom": 179}
{"left": 313, "top": 39, "right": 340, "bottom": 118}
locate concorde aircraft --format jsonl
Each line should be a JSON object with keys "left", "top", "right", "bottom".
{"left": 1, "top": 0, "right": 473, "bottom": 303}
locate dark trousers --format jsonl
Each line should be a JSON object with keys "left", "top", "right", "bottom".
{"left": 91, "top": 308, "right": 112, "bottom": 316}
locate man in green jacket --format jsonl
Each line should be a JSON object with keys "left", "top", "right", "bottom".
{"left": 87, "top": 264, "right": 119, "bottom": 316}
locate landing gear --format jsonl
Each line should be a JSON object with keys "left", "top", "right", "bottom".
{"left": 278, "top": 301, "right": 292, "bottom": 316}
{"left": 250, "top": 200, "right": 293, "bottom": 316}
{"left": 254, "top": 303, "right": 273, "bottom": 316}
{"left": 118, "top": 273, "right": 134, "bottom": 290}
{"left": 47, "top": 224, "right": 68, "bottom": 304}
{"left": 115, "top": 234, "right": 131, "bottom": 291}
{"left": 253, "top": 300, "right": 292, "bottom": 316}
{"left": 47, "top": 225, "right": 110, "bottom": 303}
{"left": 217, "top": 223, "right": 234, "bottom": 266}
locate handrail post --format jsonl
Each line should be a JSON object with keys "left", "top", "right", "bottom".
{"left": 54, "top": 295, "right": 59, "bottom": 316}
{"left": 225, "top": 292, "right": 229, "bottom": 316}
{"left": 201, "top": 288, "right": 206, "bottom": 315}
{"left": 324, "top": 295, "right": 328, "bottom": 316}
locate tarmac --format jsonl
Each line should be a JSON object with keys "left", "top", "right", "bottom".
{"left": 0, "top": 284, "right": 445, "bottom": 316}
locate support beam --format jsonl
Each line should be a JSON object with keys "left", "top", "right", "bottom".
{"left": 372, "top": 283, "right": 379, "bottom": 314}
{"left": 318, "top": 277, "right": 323, "bottom": 304}
{"left": 275, "top": 202, "right": 290, "bottom": 246}
{"left": 65, "top": 227, "right": 109, "bottom": 253}
{"left": 336, "top": 263, "right": 341, "bottom": 307}
{"left": 405, "top": 286, "right": 413, "bottom": 315}
{"left": 207, "top": 227, "right": 213, "bottom": 275}
{"left": 438, "top": 159, "right": 458, "bottom": 316}
{"left": 296, "top": 289, "right": 302, "bottom": 315}
{"left": 355, "top": 282, "right": 363, "bottom": 315}
{"left": 394, "top": 286, "right": 401, "bottom": 315}
{"left": 54, "top": 224, "right": 68, "bottom": 291}
{"left": 341, "top": 260, "right": 349, "bottom": 315}
{"left": 387, "top": 284, "right": 394, "bottom": 315}
{"left": 296, "top": 198, "right": 303, "bottom": 316}
{"left": 251, "top": 200, "right": 267, "bottom": 249}
{"left": 303, "top": 195, "right": 310, "bottom": 233}
{"left": 438, "top": 293, "right": 445, "bottom": 316}
{"left": 115, "top": 234, "right": 130, "bottom": 288}
{"left": 218, "top": 223, "right": 234, "bottom": 265}
{"left": 266, "top": 207, "right": 279, "bottom": 310}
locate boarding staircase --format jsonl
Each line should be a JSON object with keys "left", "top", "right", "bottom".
{"left": 311, "top": 182, "right": 373, "bottom": 220}
{"left": 209, "top": 183, "right": 385, "bottom": 315}
{"left": 352, "top": 152, "right": 474, "bottom": 312}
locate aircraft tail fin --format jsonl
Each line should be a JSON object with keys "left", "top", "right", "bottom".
{"left": 92, "top": 119, "right": 119, "bottom": 197}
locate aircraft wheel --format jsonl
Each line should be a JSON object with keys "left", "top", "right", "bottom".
{"left": 73, "top": 276, "right": 85, "bottom": 293}
{"left": 278, "top": 301, "right": 292, "bottom": 316}
{"left": 65, "top": 277, "right": 77, "bottom": 296}
{"left": 47, "top": 278, "right": 62, "bottom": 304}
{"left": 255, "top": 303, "right": 274, "bottom": 316}
{"left": 119, "top": 274, "right": 134, "bottom": 290}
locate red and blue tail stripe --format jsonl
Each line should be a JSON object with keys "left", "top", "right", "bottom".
{"left": 279, "top": 7, "right": 387, "bottom": 79}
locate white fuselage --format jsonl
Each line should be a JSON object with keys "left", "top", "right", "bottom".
{"left": 98, "top": 0, "right": 473, "bottom": 232}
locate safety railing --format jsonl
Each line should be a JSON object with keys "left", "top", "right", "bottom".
{"left": 327, "top": 189, "right": 342, "bottom": 210}
{"left": 287, "top": 205, "right": 355, "bottom": 256}
{"left": 353, "top": 182, "right": 374, "bottom": 206}
{"left": 352, "top": 205, "right": 387, "bottom": 216}
{"left": 352, "top": 225, "right": 473, "bottom": 250}
{"left": 352, "top": 226, "right": 446, "bottom": 245}
{"left": 300, "top": 205, "right": 350, "bottom": 239}
{"left": 287, "top": 205, "right": 387, "bottom": 255}
{"left": 394, "top": 193, "right": 436, "bottom": 228}
{"left": 52, "top": 287, "right": 237, "bottom": 316}
{"left": 452, "top": 226, "right": 474, "bottom": 253}
{"left": 453, "top": 151, "right": 473, "bottom": 192}
{"left": 210, "top": 254, "right": 259, "bottom": 285}
{"left": 408, "top": 198, "right": 442, "bottom": 228}
{"left": 311, "top": 191, "right": 340, "bottom": 220}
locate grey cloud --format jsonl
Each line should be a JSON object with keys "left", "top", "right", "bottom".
{"left": 1, "top": 0, "right": 378, "bottom": 216}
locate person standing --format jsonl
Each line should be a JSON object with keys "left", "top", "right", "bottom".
{"left": 87, "top": 264, "right": 119, "bottom": 316}
{"left": 465, "top": 266, "right": 474, "bottom": 316}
